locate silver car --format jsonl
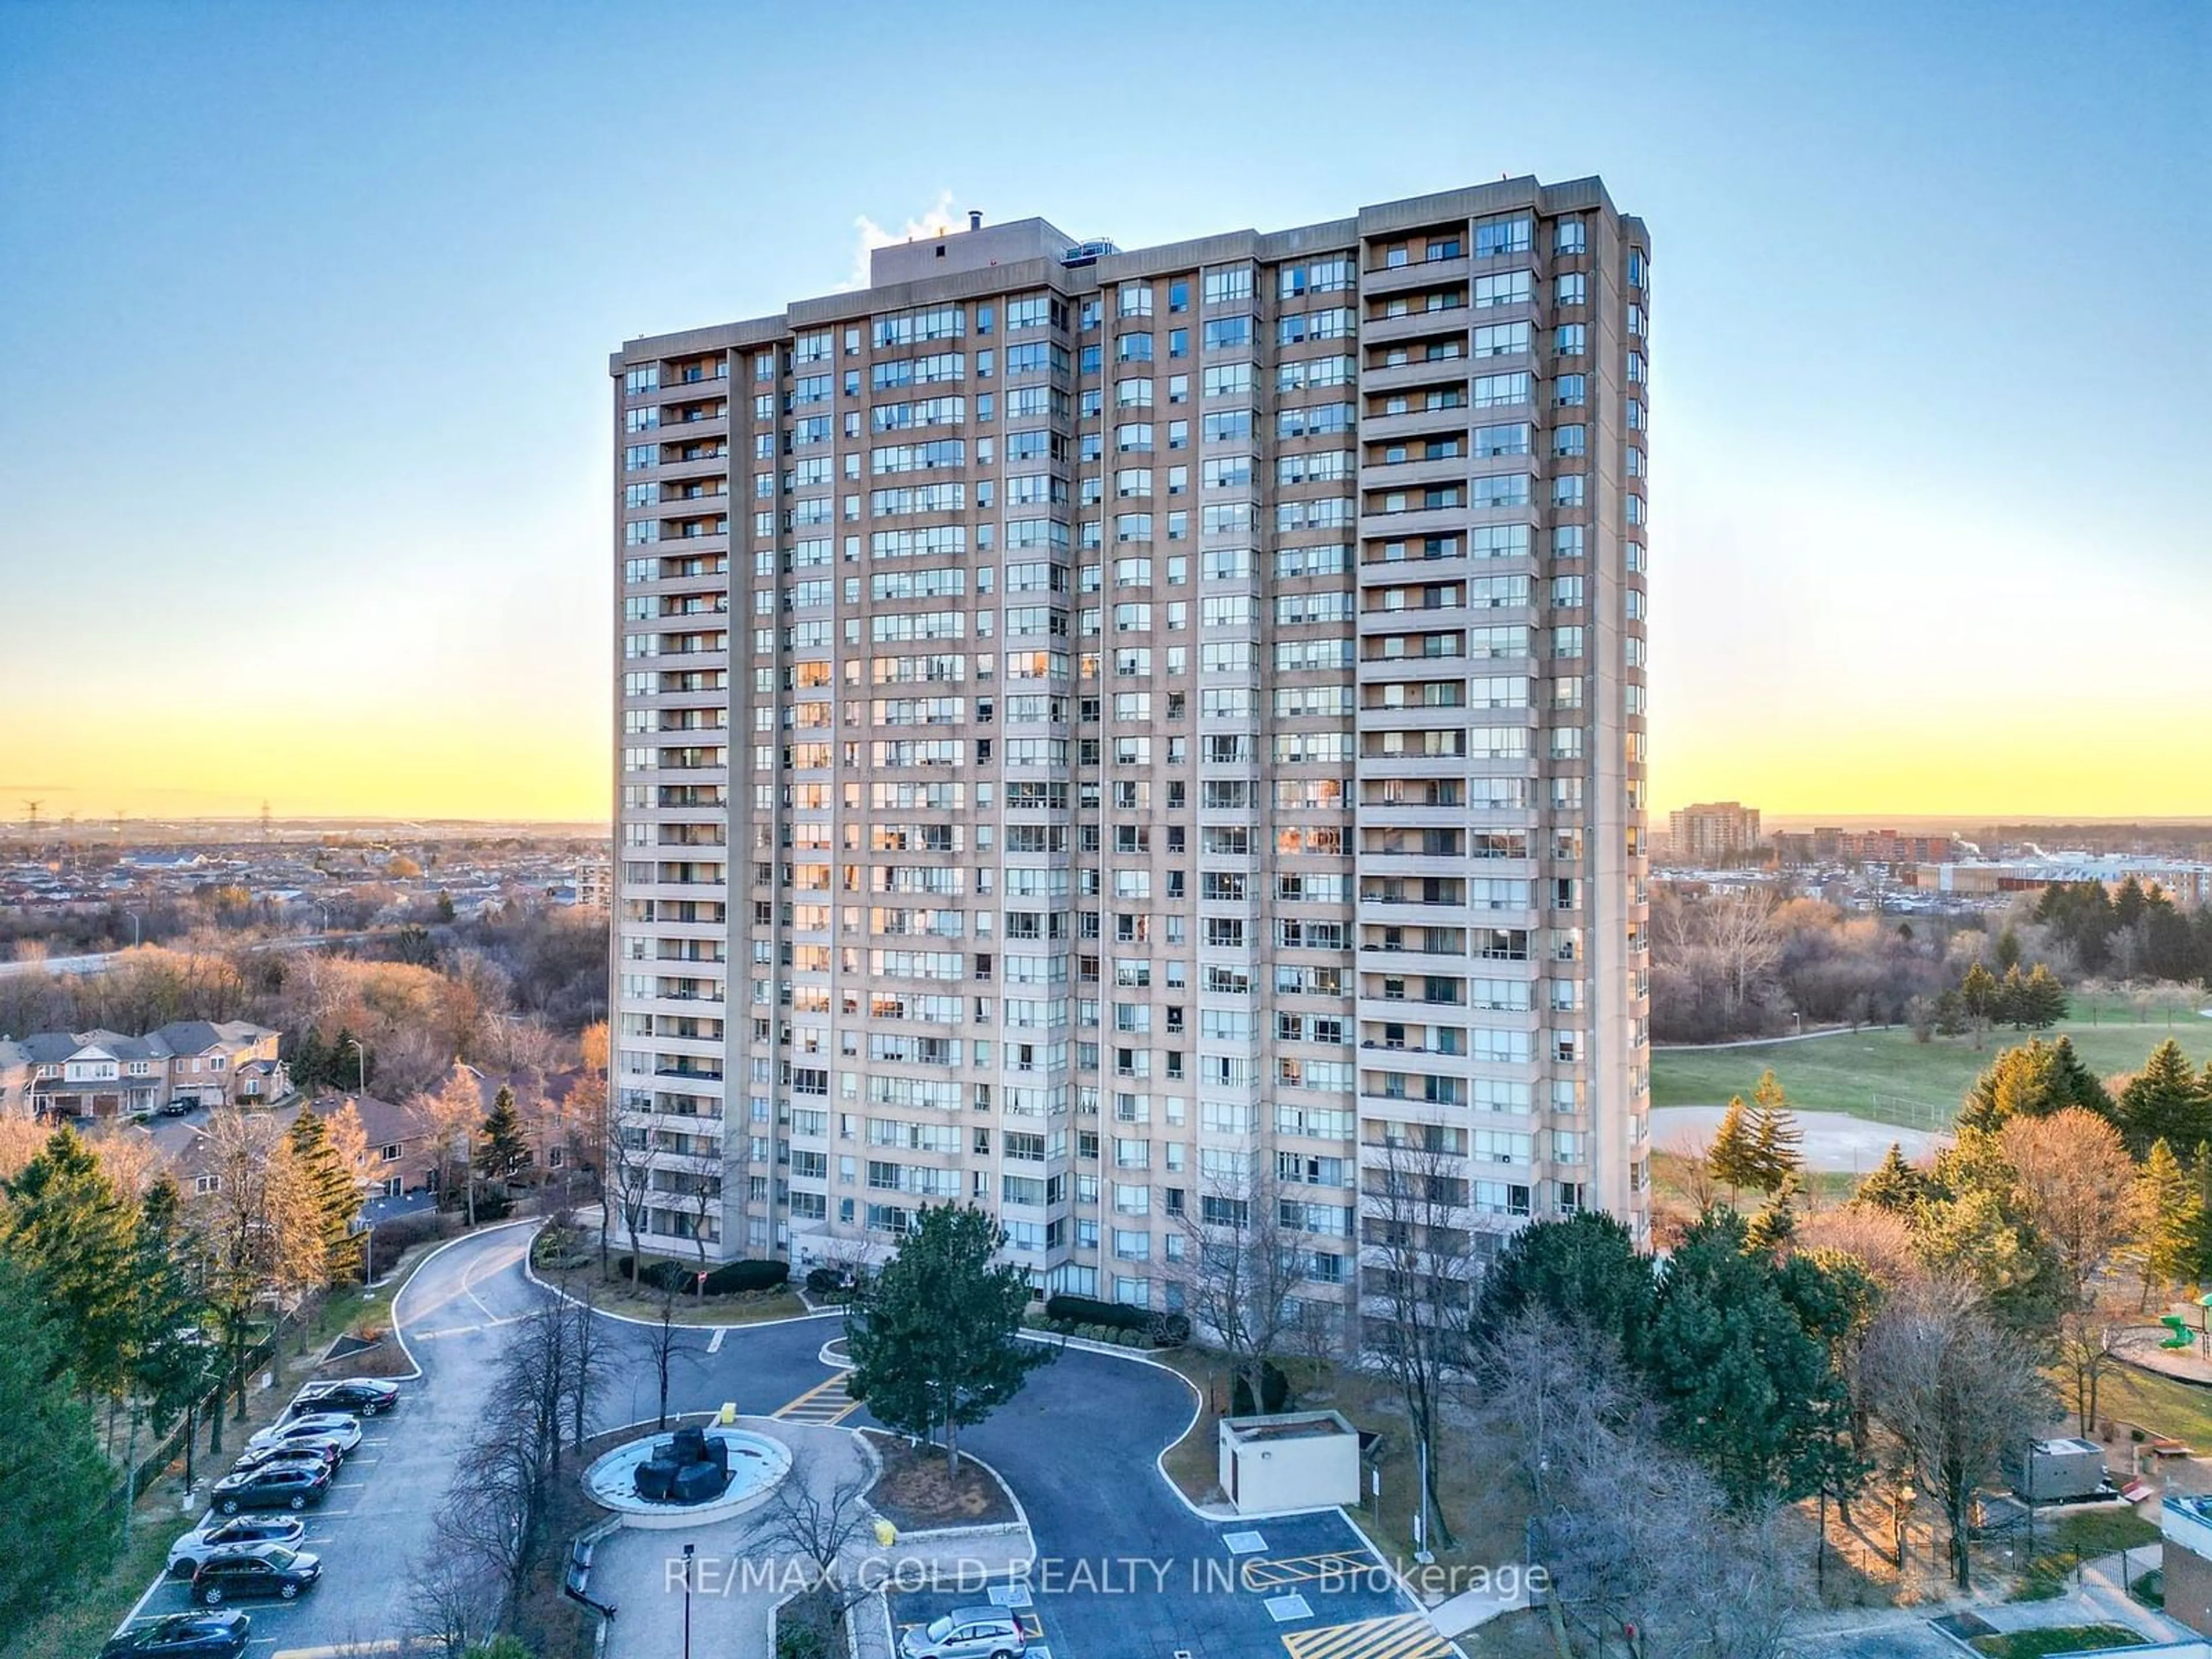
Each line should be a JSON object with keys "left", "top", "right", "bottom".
{"left": 246, "top": 1414, "right": 362, "bottom": 1457}
{"left": 899, "top": 1607, "right": 1027, "bottom": 1659}
{"left": 168, "top": 1514, "right": 307, "bottom": 1576}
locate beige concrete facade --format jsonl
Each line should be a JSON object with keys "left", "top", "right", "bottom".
{"left": 608, "top": 178, "right": 1651, "bottom": 1343}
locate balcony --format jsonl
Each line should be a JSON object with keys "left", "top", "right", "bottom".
{"left": 1363, "top": 309, "right": 1471, "bottom": 348}
{"left": 1363, "top": 254, "right": 1471, "bottom": 296}
{"left": 1356, "top": 455, "right": 1468, "bottom": 493}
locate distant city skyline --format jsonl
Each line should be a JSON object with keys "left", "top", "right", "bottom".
{"left": 2, "top": 2, "right": 2203, "bottom": 821}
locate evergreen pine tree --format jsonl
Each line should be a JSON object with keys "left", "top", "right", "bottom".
{"left": 1747, "top": 1069, "right": 1804, "bottom": 1194}
{"left": 2134, "top": 1138, "right": 2203, "bottom": 1304}
{"left": 285, "top": 1109, "right": 362, "bottom": 1283}
{"left": 1996, "top": 963, "right": 2031, "bottom": 1029}
{"left": 1933, "top": 986, "right": 1967, "bottom": 1037}
{"left": 290, "top": 1027, "right": 329, "bottom": 1094}
{"left": 2049, "top": 1035, "right": 2111, "bottom": 1117}
{"left": 478, "top": 1085, "right": 533, "bottom": 1183}
{"left": 2117, "top": 1040, "right": 2212, "bottom": 1159}
{"left": 2023, "top": 964, "right": 2069, "bottom": 1029}
{"left": 1706, "top": 1096, "right": 1761, "bottom": 1200}
{"left": 844, "top": 1204, "right": 1054, "bottom": 1471}
{"left": 1745, "top": 1173, "right": 1802, "bottom": 1255}
{"left": 0, "top": 1256, "right": 121, "bottom": 1634}
{"left": 1855, "top": 1142, "right": 1933, "bottom": 1214}
{"left": 1994, "top": 927, "right": 2023, "bottom": 973}
{"left": 1960, "top": 963, "right": 2001, "bottom": 1046}
{"left": 0, "top": 1126, "right": 138, "bottom": 1396}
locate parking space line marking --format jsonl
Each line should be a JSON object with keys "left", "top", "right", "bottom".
{"left": 1280, "top": 1612, "right": 1451, "bottom": 1659}
{"left": 1241, "top": 1552, "right": 1376, "bottom": 1590}
{"left": 772, "top": 1372, "right": 862, "bottom": 1425}
{"left": 707, "top": 1327, "right": 726, "bottom": 1353}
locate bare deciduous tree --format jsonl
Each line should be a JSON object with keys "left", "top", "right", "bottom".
{"left": 748, "top": 1467, "right": 878, "bottom": 1645}
{"left": 403, "top": 1541, "right": 502, "bottom": 1659}
{"left": 1171, "top": 1158, "right": 1305, "bottom": 1412}
{"left": 1362, "top": 1132, "right": 1480, "bottom": 1548}
{"left": 2055, "top": 1297, "right": 2131, "bottom": 1436}
{"left": 1860, "top": 1278, "right": 2055, "bottom": 1590}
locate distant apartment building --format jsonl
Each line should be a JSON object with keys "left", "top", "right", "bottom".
{"left": 576, "top": 858, "right": 614, "bottom": 910}
{"left": 1772, "top": 828, "right": 1959, "bottom": 868}
{"left": 0, "top": 1021, "right": 286, "bottom": 1120}
{"left": 609, "top": 178, "right": 1653, "bottom": 1338}
{"left": 1915, "top": 857, "right": 2212, "bottom": 905}
{"left": 1665, "top": 801, "right": 1760, "bottom": 865}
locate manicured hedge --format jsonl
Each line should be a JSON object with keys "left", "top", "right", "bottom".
{"left": 615, "top": 1256, "right": 790, "bottom": 1295}
{"left": 1041, "top": 1294, "right": 1191, "bottom": 1346}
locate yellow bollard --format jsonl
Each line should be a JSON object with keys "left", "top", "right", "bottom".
{"left": 873, "top": 1518, "right": 897, "bottom": 1548}
{"left": 719, "top": 1401, "right": 737, "bottom": 1425}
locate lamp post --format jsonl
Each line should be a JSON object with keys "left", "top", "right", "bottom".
{"left": 344, "top": 1037, "right": 366, "bottom": 1096}
{"left": 682, "top": 1542, "right": 695, "bottom": 1659}
{"left": 124, "top": 910, "right": 141, "bottom": 949}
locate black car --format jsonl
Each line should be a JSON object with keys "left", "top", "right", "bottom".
{"left": 210, "top": 1462, "right": 328, "bottom": 1514}
{"left": 99, "top": 1611, "right": 251, "bottom": 1657}
{"left": 287, "top": 1377, "right": 399, "bottom": 1417}
{"left": 191, "top": 1543, "right": 321, "bottom": 1605}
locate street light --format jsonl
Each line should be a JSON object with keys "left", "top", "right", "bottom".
{"left": 124, "top": 911, "right": 141, "bottom": 949}
{"left": 344, "top": 1037, "right": 366, "bottom": 1096}
{"left": 682, "top": 1542, "right": 695, "bottom": 1659}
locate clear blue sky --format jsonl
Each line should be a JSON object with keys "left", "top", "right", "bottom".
{"left": 1, "top": 1, "right": 2204, "bottom": 820}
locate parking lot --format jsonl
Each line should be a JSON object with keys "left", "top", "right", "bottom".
{"left": 887, "top": 1507, "right": 1426, "bottom": 1659}
{"left": 116, "top": 1389, "right": 411, "bottom": 1654}
{"left": 107, "top": 1224, "right": 542, "bottom": 1658}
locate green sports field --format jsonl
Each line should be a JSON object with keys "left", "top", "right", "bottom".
{"left": 1650, "top": 1013, "right": 2209, "bottom": 1128}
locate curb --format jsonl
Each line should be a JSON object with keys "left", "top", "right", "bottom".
{"left": 521, "top": 1251, "right": 843, "bottom": 1332}
{"left": 388, "top": 1215, "right": 544, "bottom": 1380}
{"left": 855, "top": 1428, "right": 1034, "bottom": 1556}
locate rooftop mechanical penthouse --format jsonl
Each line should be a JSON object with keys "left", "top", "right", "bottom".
{"left": 610, "top": 176, "right": 1653, "bottom": 1345}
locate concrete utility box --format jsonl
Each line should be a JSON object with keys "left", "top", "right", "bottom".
{"left": 1219, "top": 1411, "right": 1361, "bottom": 1514}
{"left": 2006, "top": 1437, "right": 2107, "bottom": 1502}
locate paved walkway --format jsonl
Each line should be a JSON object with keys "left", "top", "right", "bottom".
{"left": 1652, "top": 1105, "right": 1950, "bottom": 1171}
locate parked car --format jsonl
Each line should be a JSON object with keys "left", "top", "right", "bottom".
{"left": 210, "top": 1463, "right": 328, "bottom": 1514}
{"left": 246, "top": 1414, "right": 361, "bottom": 1456}
{"left": 190, "top": 1543, "right": 321, "bottom": 1606}
{"left": 286, "top": 1378, "right": 399, "bottom": 1417}
{"left": 99, "top": 1611, "right": 251, "bottom": 1657}
{"left": 168, "top": 1514, "right": 306, "bottom": 1576}
{"left": 230, "top": 1440, "right": 341, "bottom": 1476}
{"left": 159, "top": 1099, "right": 195, "bottom": 1117}
{"left": 898, "top": 1608, "right": 1027, "bottom": 1659}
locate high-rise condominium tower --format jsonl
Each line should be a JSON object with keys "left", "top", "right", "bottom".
{"left": 611, "top": 176, "right": 1652, "bottom": 1344}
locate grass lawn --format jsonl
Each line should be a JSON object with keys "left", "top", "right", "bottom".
{"left": 1969, "top": 1624, "right": 2145, "bottom": 1659}
{"left": 1651, "top": 1018, "right": 2206, "bottom": 1127}
{"left": 2093, "top": 1362, "right": 2212, "bottom": 1449}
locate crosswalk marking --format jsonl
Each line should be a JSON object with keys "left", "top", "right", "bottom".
{"left": 1241, "top": 1551, "right": 1378, "bottom": 1590}
{"left": 1281, "top": 1612, "right": 1452, "bottom": 1659}
{"left": 773, "top": 1371, "right": 862, "bottom": 1425}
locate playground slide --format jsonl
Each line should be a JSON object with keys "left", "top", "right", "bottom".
{"left": 2161, "top": 1314, "right": 2194, "bottom": 1350}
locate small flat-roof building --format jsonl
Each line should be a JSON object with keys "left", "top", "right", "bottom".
{"left": 1218, "top": 1410, "right": 1361, "bottom": 1516}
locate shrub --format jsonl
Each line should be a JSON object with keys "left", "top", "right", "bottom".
{"left": 1230, "top": 1362, "right": 1292, "bottom": 1416}
{"left": 703, "top": 1259, "right": 790, "bottom": 1296}
{"left": 614, "top": 1256, "right": 790, "bottom": 1296}
{"left": 1042, "top": 1294, "right": 1190, "bottom": 1346}
{"left": 373, "top": 1211, "right": 452, "bottom": 1260}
